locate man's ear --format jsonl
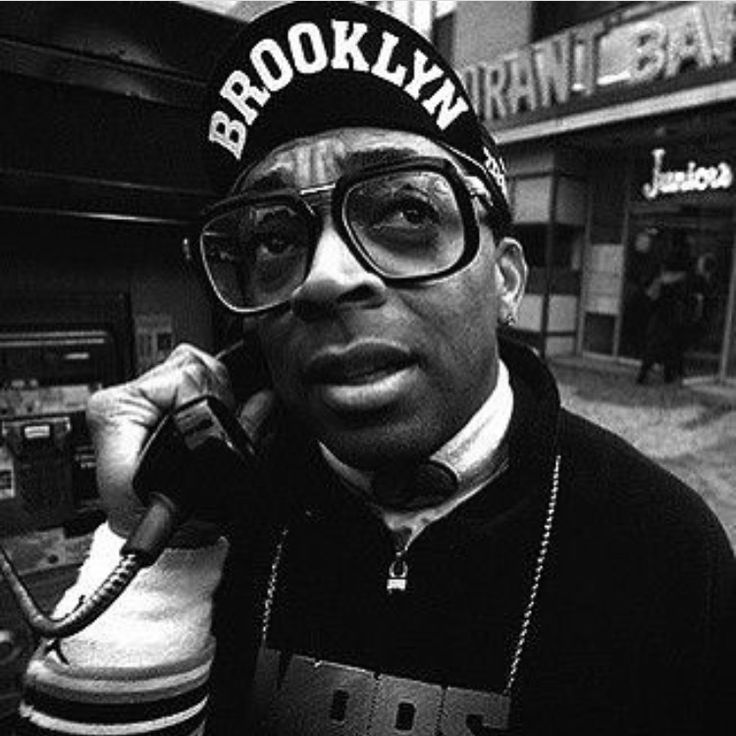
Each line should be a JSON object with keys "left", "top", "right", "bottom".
{"left": 494, "top": 237, "right": 528, "bottom": 324}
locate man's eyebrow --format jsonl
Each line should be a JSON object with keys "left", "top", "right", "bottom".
{"left": 244, "top": 169, "right": 292, "bottom": 193}
{"left": 340, "top": 147, "right": 423, "bottom": 173}
{"left": 242, "top": 146, "right": 424, "bottom": 192}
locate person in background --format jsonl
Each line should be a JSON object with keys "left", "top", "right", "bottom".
{"left": 688, "top": 251, "right": 718, "bottom": 349}
{"left": 17, "top": 3, "right": 735, "bottom": 735}
{"left": 636, "top": 232, "right": 695, "bottom": 385}
{"left": 621, "top": 227, "right": 660, "bottom": 358}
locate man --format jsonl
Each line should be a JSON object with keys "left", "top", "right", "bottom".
{"left": 17, "top": 3, "right": 735, "bottom": 735}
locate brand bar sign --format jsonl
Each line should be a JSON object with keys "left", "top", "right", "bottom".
{"left": 642, "top": 148, "right": 734, "bottom": 200}
{"left": 461, "top": 1, "right": 736, "bottom": 124}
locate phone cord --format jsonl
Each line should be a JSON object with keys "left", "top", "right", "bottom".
{"left": 0, "top": 492, "right": 183, "bottom": 639}
{"left": 0, "top": 545, "right": 143, "bottom": 639}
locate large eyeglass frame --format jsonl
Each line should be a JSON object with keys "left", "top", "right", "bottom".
{"left": 189, "top": 155, "right": 497, "bottom": 317}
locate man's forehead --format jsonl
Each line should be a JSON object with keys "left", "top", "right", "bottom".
{"left": 239, "top": 128, "right": 448, "bottom": 191}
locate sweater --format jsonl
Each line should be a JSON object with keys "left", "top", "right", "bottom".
{"left": 17, "top": 340, "right": 736, "bottom": 735}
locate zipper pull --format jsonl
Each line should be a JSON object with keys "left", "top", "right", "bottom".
{"left": 387, "top": 550, "right": 408, "bottom": 593}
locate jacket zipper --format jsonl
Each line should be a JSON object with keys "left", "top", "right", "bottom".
{"left": 386, "top": 539, "right": 410, "bottom": 593}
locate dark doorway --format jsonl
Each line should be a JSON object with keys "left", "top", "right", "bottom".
{"left": 620, "top": 203, "right": 734, "bottom": 379}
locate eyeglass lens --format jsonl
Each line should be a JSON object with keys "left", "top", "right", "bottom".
{"left": 345, "top": 170, "right": 464, "bottom": 277}
{"left": 200, "top": 168, "right": 467, "bottom": 312}
{"left": 202, "top": 204, "right": 312, "bottom": 310}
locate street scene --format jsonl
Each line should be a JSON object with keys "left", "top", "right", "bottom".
{"left": 2, "top": 2, "right": 736, "bottom": 734}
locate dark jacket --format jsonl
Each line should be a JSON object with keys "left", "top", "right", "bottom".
{"left": 206, "top": 340, "right": 736, "bottom": 735}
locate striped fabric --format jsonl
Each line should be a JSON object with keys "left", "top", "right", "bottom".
{"left": 17, "top": 642, "right": 214, "bottom": 735}
{"left": 14, "top": 524, "right": 229, "bottom": 736}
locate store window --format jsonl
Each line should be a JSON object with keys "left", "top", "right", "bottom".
{"left": 512, "top": 175, "right": 584, "bottom": 273}
{"left": 621, "top": 212, "right": 734, "bottom": 376}
{"left": 507, "top": 157, "right": 585, "bottom": 357}
{"left": 621, "top": 142, "right": 736, "bottom": 378}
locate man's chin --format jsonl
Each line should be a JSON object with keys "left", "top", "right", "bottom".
{"left": 315, "top": 420, "right": 437, "bottom": 472}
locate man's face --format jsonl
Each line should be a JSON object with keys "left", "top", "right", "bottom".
{"left": 242, "top": 128, "right": 524, "bottom": 469}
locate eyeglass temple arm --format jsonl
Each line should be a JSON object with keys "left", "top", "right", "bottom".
{"left": 464, "top": 175, "right": 495, "bottom": 216}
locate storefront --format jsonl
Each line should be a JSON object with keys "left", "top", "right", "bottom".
{"left": 458, "top": 0, "right": 736, "bottom": 380}
{"left": 620, "top": 139, "right": 735, "bottom": 378}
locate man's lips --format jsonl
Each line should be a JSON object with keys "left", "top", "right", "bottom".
{"left": 303, "top": 342, "right": 417, "bottom": 413}
{"left": 304, "top": 342, "right": 415, "bottom": 386}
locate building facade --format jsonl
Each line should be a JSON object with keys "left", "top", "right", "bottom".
{"left": 456, "top": 0, "right": 736, "bottom": 381}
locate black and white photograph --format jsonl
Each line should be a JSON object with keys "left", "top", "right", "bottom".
{"left": 1, "top": 2, "right": 735, "bottom": 734}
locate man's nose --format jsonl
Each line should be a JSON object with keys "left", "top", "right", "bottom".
{"left": 290, "top": 220, "right": 387, "bottom": 320}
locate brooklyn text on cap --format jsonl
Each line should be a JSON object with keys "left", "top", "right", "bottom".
{"left": 201, "top": 0, "right": 510, "bottom": 223}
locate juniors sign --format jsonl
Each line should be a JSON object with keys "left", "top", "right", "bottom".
{"left": 462, "top": 1, "right": 736, "bottom": 124}
{"left": 642, "top": 148, "right": 734, "bottom": 201}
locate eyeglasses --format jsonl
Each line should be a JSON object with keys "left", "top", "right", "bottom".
{"left": 191, "top": 156, "right": 496, "bottom": 316}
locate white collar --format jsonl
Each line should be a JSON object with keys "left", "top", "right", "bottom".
{"left": 321, "top": 360, "right": 514, "bottom": 543}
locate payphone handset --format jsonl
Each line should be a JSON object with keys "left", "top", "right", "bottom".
{"left": 126, "top": 339, "right": 275, "bottom": 562}
{"left": 126, "top": 338, "right": 276, "bottom": 562}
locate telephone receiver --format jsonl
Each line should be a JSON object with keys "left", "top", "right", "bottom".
{"left": 0, "top": 336, "right": 274, "bottom": 639}
{"left": 126, "top": 336, "right": 275, "bottom": 563}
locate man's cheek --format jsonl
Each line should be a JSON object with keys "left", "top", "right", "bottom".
{"left": 271, "top": 355, "right": 306, "bottom": 409}
{"left": 257, "top": 338, "right": 290, "bottom": 398}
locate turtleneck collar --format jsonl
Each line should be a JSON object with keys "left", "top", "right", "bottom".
{"left": 320, "top": 360, "right": 514, "bottom": 541}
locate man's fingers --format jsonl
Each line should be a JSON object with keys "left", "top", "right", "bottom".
{"left": 134, "top": 343, "right": 235, "bottom": 418}
{"left": 84, "top": 344, "right": 236, "bottom": 536}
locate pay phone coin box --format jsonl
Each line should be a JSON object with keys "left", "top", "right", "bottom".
{"left": 0, "top": 417, "right": 74, "bottom": 535}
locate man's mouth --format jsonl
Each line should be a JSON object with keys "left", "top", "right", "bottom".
{"left": 304, "top": 342, "right": 417, "bottom": 412}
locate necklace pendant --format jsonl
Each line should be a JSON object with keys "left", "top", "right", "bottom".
{"left": 387, "top": 557, "right": 408, "bottom": 593}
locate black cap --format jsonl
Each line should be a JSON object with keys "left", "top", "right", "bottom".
{"left": 201, "top": 1, "right": 510, "bottom": 225}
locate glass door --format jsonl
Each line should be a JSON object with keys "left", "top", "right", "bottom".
{"left": 620, "top": 203, "right": 734, "bottom": 380}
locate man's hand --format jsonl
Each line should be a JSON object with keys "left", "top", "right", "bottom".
{"left": 86, "top": 344, "right": 235, "bottom": 540}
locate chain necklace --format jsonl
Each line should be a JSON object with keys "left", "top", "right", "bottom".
{"left": 258, "top": 453, "right": 561, "bottom": 725}
{"left": 503, "top": 452, "right": 560, "bottom": 695}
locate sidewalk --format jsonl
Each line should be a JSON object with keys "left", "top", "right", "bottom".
{"left": 548, "top": 357, "right": 736, "bottom": 549}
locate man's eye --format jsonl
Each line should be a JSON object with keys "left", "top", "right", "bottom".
{"left": 252, "top": 234, "right": 295, "bottom": 259}
{"left": 376, "top": 196, "right": 439, "bottom": 228}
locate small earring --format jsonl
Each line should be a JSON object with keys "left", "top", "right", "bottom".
{"left": 500, "top": 311, "right": 516, "bottom": 326}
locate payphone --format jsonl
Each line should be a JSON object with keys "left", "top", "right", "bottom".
{"left": 0, "top": 327, "right": 116, "bottom": 724}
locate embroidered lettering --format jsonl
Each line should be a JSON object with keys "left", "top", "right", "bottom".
{"left": 404, "top": 49, "right": 444, "bottom": 100}
{"left": 209, "top": 18, "right": 472, "bottom": 160}
{"left": 331, "top": 20, "right": 370, "bottom": 71}
{"left": 288, "top": 22, "right": 329, "bottom": 75}
{"left": 251, "top": 37, "right": 294, "bottom": 92}
{"left": 371, "top": 30, "right": 407, "bottom": 87}
{"left": 484, "top": 148, "right": 509, "bottom": 199}
{"left": 208, "top": 111, "right": 247, "bottom": 159}
{"left": 422, "top": 78, "right": 470, "bottom": 130}
{"left": 220, "top": 70, "right": 269, "bottom": 126}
